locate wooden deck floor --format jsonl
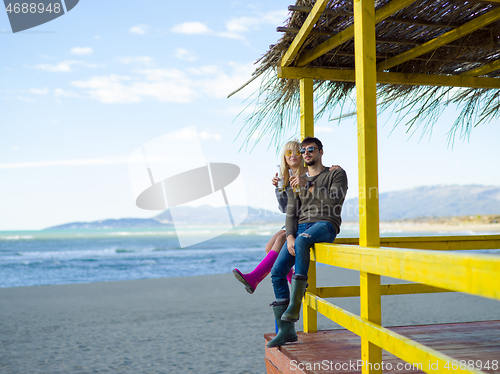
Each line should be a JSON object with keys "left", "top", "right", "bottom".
{"left": 265, "top": 321, "right": 500, "bottom": 374}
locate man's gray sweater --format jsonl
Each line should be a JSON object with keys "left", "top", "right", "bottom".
{"left": 285, "top": 167, "right": 348, "bottom": 238}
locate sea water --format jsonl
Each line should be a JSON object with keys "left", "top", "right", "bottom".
{"left": 0, "top": 224, "right": 498, "bottom": 288}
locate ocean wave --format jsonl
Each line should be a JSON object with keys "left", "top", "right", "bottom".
{"left": 5, "top": 245, "right": 265, "bottom": 263}
{"left": 115, "top": 249, "right": 135, "bottom": 253}
{"left": 112, "top": 231, "right": 176, "bottom": 236}
{"left": 0, "top": 235, "right": 34, "bottom": 241}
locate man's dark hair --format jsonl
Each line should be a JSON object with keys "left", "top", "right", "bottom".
{"left": 301, "top": 137, "right": 323, "bottom": 151}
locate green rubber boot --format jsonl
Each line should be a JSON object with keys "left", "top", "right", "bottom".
{"left": 281, "top": 275, "right": 308, "bottom": 323}
{"left": 266, "top": 300, "right": 298, "bottom": 348}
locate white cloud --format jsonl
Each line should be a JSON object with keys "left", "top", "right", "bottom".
{"left": 71, "top": 72, "right": 198, "bottom": 104}
{"left": 117, "top": 56, "right": 154, "bottom": 66}
{"left": 129, "top": 25, "right": 149, "bottom": 35}
{"left": 29, "top": 88, "right": 49, "bottom": 95}
{"left": 225, "top": 17, "right": 258, "bottom": 33}
{"left": 136, "top": 68, "right": 185, "bottom": 81}
{"left": 54, "top": 88, "right": 79, "bottom": 98}
{"left": 34, "top": 60, "right": 102, "bottom": 72}
{"left": 0, "top": 157, "right": 127, "bottom": 170}
{"left": 172, "top": 22, "right": 211, "bottom": 35}
{"left": 171, "top": 10, "right": 288, "bottom": 41}
{"left": 173, "top": 48, "right": 197, "bottom": 62}
{"left": 70, "top": 61, "right": 254, "bottom": 104}
{"left": 70, "top": 47, "right": 93, "bottom": 55}
{"left": 11, "top": 145, "right": 19, "bottom": 151}
{"left": 35, "top": 61, "right": 73, "bottom": 72}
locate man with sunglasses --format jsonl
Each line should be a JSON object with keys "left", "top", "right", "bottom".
{"left": 267, "top": 136, "right": 348, "bottom": 348}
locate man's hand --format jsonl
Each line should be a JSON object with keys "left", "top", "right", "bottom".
{"left": 287, "top": 235, "right": 296, "bottom": 256}
{"left": 272, "top": 173, "right": 279, "bottom": 187}
{"left": 290, "top": 175, "right": 307, "bottom": 188}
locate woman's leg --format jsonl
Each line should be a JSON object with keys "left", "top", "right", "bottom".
{"left": 265, "top": 230, "right": 286, "bottom": 254}
{"left": 233, "top": 229, "right": 285, "bottom": 294}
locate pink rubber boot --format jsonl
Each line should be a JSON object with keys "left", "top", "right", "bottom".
{"left": 233, "top": 250, "right": 279, "bottom": 294}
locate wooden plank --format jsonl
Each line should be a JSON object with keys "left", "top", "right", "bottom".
{"left": 300, "top": 78, "right": 314, "bottom": 140}
{"left": 333, "top": 235, "right": 500, "bottom": 250}
{"left": 265, "top": 357, "right": 284, "bottom": 374}
{"left": 377, "top": 7, "right": 500, "bottom": 71}
{"left": 288, "top": 5, "right": 462, "bottom": 28}
{"left": 316, "top": 283, "right": 451, "bottom": 298}
{"left": 281, "top": 0, "right": 329, "bottom": 67}
{"left": 296, "top": 0, "right": 416, "bottom": 66}
{"left": 461, "top": 59, "right": 500, "bottom": 77}
{"left": 265, "top": 321, "right": 500, "bottom": 374}
{"left": 304, "top": 294, "right": 487, "bottom": 374}
{"left": 278, "top": 66, "right": 500, "bottom": 89}
{"left": 312, "top": 243, "right": 500, "bottom": 301}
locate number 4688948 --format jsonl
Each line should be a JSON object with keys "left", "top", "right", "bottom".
{"left": 5, "top": 3, "right": 61, "bottom": 14}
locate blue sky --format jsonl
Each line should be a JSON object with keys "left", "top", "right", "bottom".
{"left": 1, "top": 0, "right": 500, "bottom": 230}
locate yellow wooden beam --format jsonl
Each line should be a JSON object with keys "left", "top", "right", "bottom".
{"left": 281, "top": 0, "right": 329, "bottom": 67}
{"left": 278, "top": 66, "right": 500, "bottom": 89}
{"left": 303, "top": 255, "right": 318, "bottom": 332}
{"left": 304, "top": 294, "right": 486, "bottom": 374}
{"left": 377, "top": 7, "right": 500, "bottom": 71}
{"left": 296, "top": 0, "right": 416, "bottom": 66}
{"left": 461, "top": 59, "right": 500, "bottom": 77}
{"left": 334, "top": 234, "right": 500, "bottom": 250}
{"left": 312, "top": 243, "right": 500, "bottom": 300}
{"left": 316, "top": 283, "right": 451, "bottom": 298}
{"left": 354, "top": 1, "right": 379, "bottom": 249}
{"left": 355, "top": 0, "right": 381, "bottom": 371}
{"left": 300, "top": 78, "right": 314, "bottom": 140}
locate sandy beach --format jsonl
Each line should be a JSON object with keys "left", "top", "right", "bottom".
{"left": 1, "top": 267, "right": 500, "bottom": 374}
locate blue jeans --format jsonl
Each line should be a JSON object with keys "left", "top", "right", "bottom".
{"left": 271, "top": 221, "right": 337, "bottom": 300}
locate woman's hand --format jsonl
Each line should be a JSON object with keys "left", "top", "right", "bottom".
{"left": 287, "top": 235, "right": 296, "bottom": 256}
{"left": 272, "top": 173, "right": 279, "bottom": 187}
{"left": 329, "top": 165, "right": 341, "bottom": 171}
{"left": 290, "top": 175, "right": 307, "bottom": 188}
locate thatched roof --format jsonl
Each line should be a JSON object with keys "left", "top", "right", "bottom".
{"left": 235, "top": 0, "right": 500, "bottom": 149}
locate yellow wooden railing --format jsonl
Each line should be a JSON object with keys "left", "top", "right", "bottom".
{"left": 302, "top": 235, "right": 500, "bottom": 374}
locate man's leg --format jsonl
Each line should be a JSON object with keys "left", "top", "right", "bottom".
{"left": 267, "top": 239, "right": 298, "bottom": 348}
{"left": 270, "top": 240, "right": 296, "bottom": 300}
{"left": 282, "top": 221, "right": 337, "bottom": 322}
{"left": 294, "top": 221, "right": 337, "bottom": 276}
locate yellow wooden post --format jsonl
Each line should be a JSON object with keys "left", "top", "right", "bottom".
{"left": 354, "top": 0, "right": 382, "bottom": 373}
{"left": 300, "top": 78, "right": 314, "bottom": 140}
{"left": 300, "top": 77, "right": 317, "bottom": 332}
{"left": 303, "top": 248, "right": 318, "bottom": 332}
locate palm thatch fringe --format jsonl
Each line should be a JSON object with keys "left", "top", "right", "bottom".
{"left": 235, "top": 0, "right": 500, "bottom": 150}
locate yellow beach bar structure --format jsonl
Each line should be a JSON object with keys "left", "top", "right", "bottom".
{"left": 244, "top": 0, "right": 500, "bottom": 373}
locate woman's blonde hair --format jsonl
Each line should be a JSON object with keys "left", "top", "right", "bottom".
{"left": 279, "top": 139, "right": 307, "bottom": 186}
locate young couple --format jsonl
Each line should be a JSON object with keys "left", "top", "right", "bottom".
{"left": 233, "top": 136, "right": 348, "bottom": 347}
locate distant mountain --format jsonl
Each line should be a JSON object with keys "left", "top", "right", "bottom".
{"left": 154, "top": 205, "right": 283, "bottom": 225}
{"left": 45, "top": 185, "right": 500, "bottom": 229}
{"left": 45, "top": 218, "right": 170, "bottom": 230}
{"left": 45, "top": 206, "right": 282, "bottom": 230}
{"left": 342, "top": 185, "right": 500, "bottom": 221}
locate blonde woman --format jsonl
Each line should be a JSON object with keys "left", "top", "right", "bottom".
{"left": 232, "top": 140, "right": 307, "bottom": 294}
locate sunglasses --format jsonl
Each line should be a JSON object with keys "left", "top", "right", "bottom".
{"left": 285, "top": 149, "right": 301, "bottom": 157}
{"left": 300, "top": 146, "right": 318, "bottom": 154}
